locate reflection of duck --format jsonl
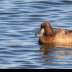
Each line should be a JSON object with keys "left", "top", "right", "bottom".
{"left": 40, "top": 43, "right": 72, "bottom": 61}
{"left": 40, "top": 43, "right": 53, "bottom": 55}
{"left": 35, "top": 22, "right": 72, "bottom": 44}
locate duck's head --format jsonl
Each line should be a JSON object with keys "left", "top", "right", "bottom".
{"left": 35, "top": 22, "right": 53, "bottom": 36}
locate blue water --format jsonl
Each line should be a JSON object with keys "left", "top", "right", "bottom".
{"left": 0, "top": 0, "right": 72, "bottom": 69}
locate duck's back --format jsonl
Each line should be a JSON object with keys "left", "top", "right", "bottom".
{"left": 53, "top": 29, "right": 72, "bottom": 43}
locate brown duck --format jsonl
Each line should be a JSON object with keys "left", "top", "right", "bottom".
{"left": 35, "top": 22, "right": 72, "bottom": 44}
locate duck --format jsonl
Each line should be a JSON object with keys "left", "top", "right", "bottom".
{"left": 35, "top": 22, "right": 72, "bottom": 44}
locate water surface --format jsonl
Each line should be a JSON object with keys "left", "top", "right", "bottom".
{"left": 0, "top": 0, "right": 72, "bottom": 69}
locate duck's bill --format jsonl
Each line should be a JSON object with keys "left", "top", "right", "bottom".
{"left": 35, "top": 28, "right": 44, "bottom": 36}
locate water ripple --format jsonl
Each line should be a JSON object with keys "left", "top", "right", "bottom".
{"left": 0, "top": 0, "right": 72, "bottom": 69}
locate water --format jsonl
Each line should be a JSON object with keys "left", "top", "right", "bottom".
{"left": 0, "top": 0, "right": 72, "bottom": 69}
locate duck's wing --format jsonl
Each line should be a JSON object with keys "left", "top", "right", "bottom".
{"left": 53, "top": 29, "right": 72, "bottom": 35}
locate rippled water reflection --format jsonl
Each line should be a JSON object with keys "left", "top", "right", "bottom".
{"left": 0, "top": 0, "right": 72, "bottom": 69}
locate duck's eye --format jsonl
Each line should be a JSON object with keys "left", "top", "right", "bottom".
{"left": 47, "top": 27, "right": 52, "bottom": 30}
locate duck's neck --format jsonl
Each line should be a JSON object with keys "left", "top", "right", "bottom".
{"left": 39, "top": 34, "right": 54, "bottom": 44}
{"left": 44, "top": 31, "right": 54, "bottom": 37}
